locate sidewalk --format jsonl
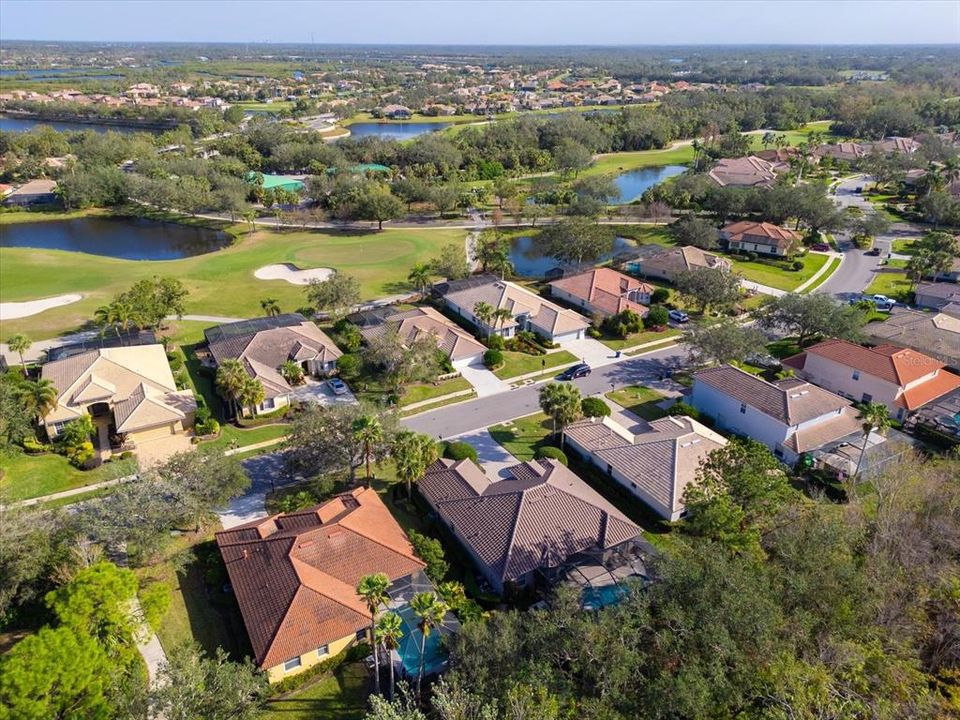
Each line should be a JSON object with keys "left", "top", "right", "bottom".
{"left": 8, "top": 473, "right": 136, "bottom": 509}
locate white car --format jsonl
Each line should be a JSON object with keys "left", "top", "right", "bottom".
{"left": 866, "top": 294, "right": 896, "bottom": 311}
{"left": 668, "top": 309, "right": 689, "bottom": 323}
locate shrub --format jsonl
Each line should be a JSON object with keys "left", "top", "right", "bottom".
{"left": 587, "top": 326, "right": 602, "bottom": 339}
{"left": 408, "top": 529, "right": 450, "bottom": 582}
{"left": 269, "top": 642, "right": 370, "bottom": 696}
{"left": 443, "top": 441, "right": 479, "bottom": 463}
{"left": 335, "top": 323, "right": 363, "bottom": 352}
{"left": 666, "top": 401, "right": 701, "bottom": 421}
{"left": 196, "top": 418, "right": 220, "bottom": 436}
{"left": 195, "top": 405, "right": 212, "bottom": 424}
{"left": 791, "top": 260, "right": 805, "bottom": 271}
{"left": 745, "top": 251, "right": 758, "bottom": 262}
{"left": 23, "top": 437, "right": 47, "bottom": 454}
{"left": 535, "top": 446, "right": 568, "bottom": 466}
{"left": 483, "top": 349, "right": 504, "bottom": 369}
{"left": 486, "top": 334, "right": 505, "bottom": 350}
{"left": 651, "top": 288, "right": 670, "bottom": 304}
{"left": 581, "top": 397, "right": 611, "bottom": 418}
{"left": 603, "top": 308, "right": 643, "bottom": 339}
{"left": 120, "top": 451, "right": 134, "bottom": 460}
{"left": 167, "top": 352, "right": 185, "bottom": 371}
{"left": 645, "top": 305, "right": 670, "bottom": 329}
{"left": 336, "top": 353, "right": 362, "bottom": 380}
{"left": 139, "top": 581, "right": 172, "bottom": 632}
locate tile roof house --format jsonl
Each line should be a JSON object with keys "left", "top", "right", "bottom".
{"left": 720, "top": 220, "right": 802, "bottom": 257}
{"left": 691, "top": 364, "right": 862, "bottom": 464}
{"left": 871, "top": 136, "right": 921, "bottom": 155}
{"left": 783, "top": 339, "right": 960, "bottom": 420}
{"left": 915, "top": 282, "right": 960, "bottom": 312}
{"left": 865, "top": 308, "right": 960, "bottom": 369}
{"left": 708, "top": 156, "right": 780, "bottom": 187}
{"left": 565, "top": 414, "right": 727, "bottom": 521}
{"left": 4, "top": 179, "right": 57, "bottom": 206}
{"left": 417, "top": 458, "right": 642, "bottom": 594}
{"left": 355, "top": 306, "right": 485, "bottom": 368}
{"left": 440, "top": 278, "right": 589, "bottom": 342}
{"left": 548, "top": 268, "right": 653, "bottom": 319}
{"left": 625, "top": 245, "right": 732, "bottom": 283}
{"left": 41, "top": 344, "right": 196, "bottom": 455}
{"left": 815, "top": 142, "right": 867, "bottom": 163}
{"left": 216, "top": 487, "right": 435, "bottom": 683}
{"left": 204, "top": 314, "right": 342, "bottom": 413}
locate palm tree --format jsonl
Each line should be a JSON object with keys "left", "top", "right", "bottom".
{"left": 356, "top": 573, "right": 391, "bottom": 696}
{"left": 407, "top": 263, "right": 432, "bottom": 296}
{"left": 260, "top": 298, "right": 281, "bottom": 317}
{"left": 22, "top": 378, "right": 58, "bottom": 419}
{"left": 491, "top": 307, "right": 514, "bottom": 334}
{"left": 352, "top": 415, "right": 383, "bottom": 487}
{"left": 854, "top": 402, "right": 891, "bottom": 478}
{"left": 410, "top": 592, "right": 448, "bottom": 701}
{"left": 375, "top": 612, "right": 405, "bottom": 700}
{"left": 691, "top": 138, "right": 703, "bottom": 171}
{"left": 240, "top": 377, "right": 265, "bottom": 418}
{"left": 215, "top": 359, "right": 248, "bottom": 419}
{"left": 392, "top": 430, "right": 439, "bottom": 498}
{"left": 280, "top": 360, "right": 304, "bottom": 386}
{"left": 472, "top": 301, "right": 495, "bottom": 337}
{"left": 538, "top": 382, "right": 582, "bottom": 448}
{"left": 761, "top": 131, "right": 776, "bottom": 150}
{"left": 7, "top": 333, "right": 31, "bottom": 375}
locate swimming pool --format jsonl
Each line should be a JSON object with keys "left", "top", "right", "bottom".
{"left": 396, "top": 604, "right": 450, "bottom": 677}
{"left": 581, "top": 583, "right": 630, "bottom": 610}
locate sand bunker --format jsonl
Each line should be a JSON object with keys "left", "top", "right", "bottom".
{"left": 0, "top": 293, "right": 83, "bottom": 321}
{"left": 254, "top": 263, "right": 334, "bottom": 285}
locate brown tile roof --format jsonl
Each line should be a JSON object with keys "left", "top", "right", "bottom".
{"left": 418, "top": 458, "right": 641, "bottom": 585}
{"left": 444, "top": 280, "right": 589, "bottom": 336}
{"left": 566, "top": 415, "right": 727, "bottom": 517}
{"left": 641, "top": 245, "right": 731, "bottom": 276}
{"left": 549, "top": 268, "right": 652, "bottom": 317}
{"left": 708, "top": 156, "right": 779, "bottom": 187}
{"left": 721, "top": 220, "right": 801, "bottom": 250}
{"left": 694, "top": 364, "right": 851, "bottom": 424}
{"left": 782, "top": 406, "right": 863, "bottom": 453}
{"left": 208, "top": 320, "right": 341, "bottom": 399}
{"left": 865, "top": 309, "right": 960, "bottom": 366}
{"left": 799, "top": 338, "right": 946, "bottom": 385}
{"left": 215, "top": 488, "right": 425, "bottom": 669}
{"left": 359, "top": 306, "right": 485, "bottom": 362}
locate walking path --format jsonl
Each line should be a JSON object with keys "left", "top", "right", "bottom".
{"left": 739, "top": 250, "right": 842, "bottom": 298}
{"left": 8, "top": 473, "right": 136, "bottom": 508}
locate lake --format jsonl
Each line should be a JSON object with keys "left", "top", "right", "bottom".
{"left": 610, "top": 165, "right": 686, "bottom": 204}
{"left": 0, "top": 217, "right": 229, "bottom": 260}
{"left": 0, "top": 115, "right": 157, "bottom": 134}
{"left": 346, "top": 121, "right": 451, "bottom": 140}
{"left": 509, "top": 234, "right": 636, "bottom": 277}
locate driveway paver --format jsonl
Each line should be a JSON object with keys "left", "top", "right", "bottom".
{"left": 453, "top": 428, "right": 522, "bottom": 479}
{"left": 460, "top": 361, "right": 510, "bottom": 398}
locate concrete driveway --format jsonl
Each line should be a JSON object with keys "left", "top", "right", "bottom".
{"left": 560, "top": 337, "right": 623, "bottom": 368}
{"left": 453, "top": 428, "right": 521, "bottom": 479}
{"left": 289, "top": 378, "right": 357, "bottom": 406}
{"left": 217, "top": 451, "right": 297, "bottom": 528}
{"left": 460, "top": 361, "right": 509, "bottom": 398}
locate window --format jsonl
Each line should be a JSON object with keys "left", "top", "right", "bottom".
{"left": 739, "top": 402, "right": 747, "bottom": 414}
{"left": 630, "top": 482, "right": 637, "bottom": 490}
{"left": 861, "top": 393, "right": 872, "bottom": 403}
{"left": 317, "top": 644, "right": 329, "bottom": 657}
{"left": 283, "top": 657, "right": 302, "bottom": 672}
{"left": 852, "top": 371, "right": 860, "bottom": 381}
{"left": 774, "top": 448, "right": 784, "bottom": 459}
{"left": 606, "top": 464, "right": 613, "bottom": 476}
{"left": 356, "top": 629, "right": 367, "bottom": 641}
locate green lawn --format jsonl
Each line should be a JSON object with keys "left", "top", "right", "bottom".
{"left": 493, "top": 349, "right": 578, "bottom": 380}
{"left": 891, "top": 238, "right": 921, "bottom": 256}
{"left": 258, "top": 662, "right": 369, "bottom": 720}
{"left": 597, "top": 328, "right": 682, "bottom": 351}
{"left": 201, "top": 423, "right": 290, "bottom": 452}
{"left": 605, "top": 385, "right": 668, "bottom": 421}
{"left": 730, "top": 252, "right": 829, "bottom": 292}
{"left": 605, "top": 224, "right": 674, "bottom": 246}
{"left": 0, "top": 452, "right": 137, "bottom": 502}
{"left": 232, "top": 101, "right": 294, "bottom": 113}
{"left": 866, "top": 269, "right": 913, "bottom": 302}
{"left": 586, "top": 144, "right": 695, "bottom": 176}
{"left": 1, "top": 225, "right": 465, "bottom": 339}
{"left": 489, "top": 413, "right": 556, "bottom": 462}
{"left": 401, "top": 375, "right": 472, "bottom": 406}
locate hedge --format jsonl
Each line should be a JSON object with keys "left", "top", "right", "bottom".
{"left": 581, "top": 397, "right": 611, "bottom": 418}
{"left": 483, "top": 349, "right": 504, "bottom": 369}
{"left": 268, "top": 642, "right": 370, "bottom": 696}
{"left": 535, "top": 446, "right": 568, "bottom": 466}
{"left": 443, "top": 441, "right": 479, "bottom": 463}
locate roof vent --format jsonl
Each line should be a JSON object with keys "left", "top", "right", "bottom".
{"left": 789, "top": 390, "right": 810, "bottom": 398}
{"left": 298, "top": 540, "right": 314, "bottom": 549}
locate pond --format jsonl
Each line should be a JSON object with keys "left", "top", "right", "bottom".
{"left": 610, "top": 165, "right": 686, "bottom": 204}
{"left": 0, "top": 217, "right": 229, "bottom": 260}
{"left": 345, "top": 121, "right": 451, "bottom": 141}
{"left": 509, "top": 234, "right": 636, "bottom": 277}
{"left": 0, "top": 114, "right": 157, "bottom": 134}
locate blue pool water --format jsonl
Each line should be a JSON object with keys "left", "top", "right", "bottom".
{"left": 581, "top": 583, "right": 630, "bottom": 609}
{"left": 396, "top": 606, "right": 449, "bottom": 677}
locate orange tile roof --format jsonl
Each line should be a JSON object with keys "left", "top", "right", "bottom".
{"left": 721, "top": 221, "right": 801, "bottom": 248}
{"left": 549, "top": 268, "right": 653, "bottom": 317}
{"left": 896, "top": 369, "right": 960, "bottom": 410}
{"left": 216, "top": 488, "right": 425, "bottom": 668}
{"left": 803, "top": 339, "right": 945, "bottom": 385}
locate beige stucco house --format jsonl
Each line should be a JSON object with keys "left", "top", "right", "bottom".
{"left": 41, "top": 344, "right": 196, "bottom": 454}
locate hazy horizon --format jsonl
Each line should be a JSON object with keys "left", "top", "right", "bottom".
{"left": 1, "top": 0, "right": 958, "bottom": 45}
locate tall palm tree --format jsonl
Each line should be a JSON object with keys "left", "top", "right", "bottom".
{"left": 491, "top": 307, "right": 514, "bottom": 334}
{"left": 356, "top": 573, "right": 391, "bottom": 696}
{"left": 410, "top": 592, "right": 448, "bottom": 701}
{"left": 240, "top": 377, "right": 265, "bottom": 418}
{"left": 854, "top": 402, "right": 891, "bottom": 477}
{"left": 375, "top": 612, "right": 405, "bottom": 700}
{"left": 538, "top": 382, "right": 582, "bottom": 448}
{"left": 352, "top": 414, "right": 383, "bottom": 487}
{"left": 6, "top": 333, "right": 31, "bottom": 376}
{"left": 407, "top": 263, "right": 432, "bottom": 296}
{"left": 260, "top": 298, "right": 281, "bottom": 317}
{"left": 472, "top": 301, "right": 495, "bottom": 337}
{"left": 23, "top": 378, "right": 58, "bottom": 419}
{"left": 392, "top": 430, "right": 439, "bottom": 498}
{"left": 215, "top": 359, "right": 248, "bottom": 419}
{"left": 761, "top": 131, "right": 775, "bottom": 150}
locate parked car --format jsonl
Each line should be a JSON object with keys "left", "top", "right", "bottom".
{"left": 866, "top": 247, "right": 882, "bottom": 256}
{"left": 855, "top": 186, "right": 863, "bottom": 193}
{"left": 668, "top": 309, "right": 689, "bottom": 323}
{"left": 865, "top": 294, "right": 896, "bottom": 311}
{"left": 746, "top": 353, "right": 783, "bottom": 370}
{"left": 327, "top": 377, "right": 349, "bottom": 395}
{"left": 811, "top": 242, "right": 831, "bottom": 252}
{"left": 558, "top": 363, "right": 591, "bottom": 381}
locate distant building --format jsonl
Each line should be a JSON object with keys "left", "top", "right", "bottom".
{"left": 549, "top": 267, "right": 653, "bottom": 318}
{"left": 625, "top": 245, "right": 731, "bottom": 283}
{"left": 720, "top": 220, "right": 802, "bottom": 257}
{"left": 864, "top": 308, "right": 960, "bottom": 370}
{"left": 4, "top": 179, "right": 57, "bottom": 206}
{"left": 380, "top": 104, "right": 412, "bottom": 119}
{"left": 708, "top": 156, "right": 780, "bottom": 188}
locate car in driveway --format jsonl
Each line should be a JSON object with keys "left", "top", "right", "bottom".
{"left": 865, "top": 247, "right": 882, "bottom": 256}
{"left": 811, "top": 242, "right": 831, "bottom": 252}
{"left": 852, "top": 293, "right": 896, "bottom": 311}
{"left": 558, "top": 363, "right": 591, "bottom": 381}
{"left": 668, "top": 309, "right": 689, "bottom": 324}
{"left": 327, "top": 377, "right": 349, "bottom": 395}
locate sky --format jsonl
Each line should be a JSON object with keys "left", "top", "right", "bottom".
{"left": 1, "top": 0, "right": 958, "bottom": 45}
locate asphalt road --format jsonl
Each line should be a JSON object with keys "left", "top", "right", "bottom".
{"left": 403, "top": 343, "right": 686, "bottom": 438}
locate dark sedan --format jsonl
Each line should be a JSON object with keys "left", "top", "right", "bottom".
{"left": 558, "top": 363, "right": 591, "bottom": 381}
